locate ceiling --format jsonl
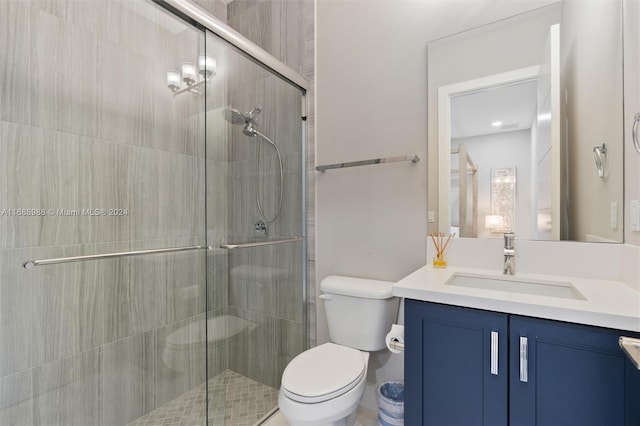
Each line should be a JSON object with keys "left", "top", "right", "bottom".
{"left": 450, "top": 79, "right": 538, "bottom": 140}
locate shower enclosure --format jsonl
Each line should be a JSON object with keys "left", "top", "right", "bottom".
{"left": 0, "top": 0, "right": 307, "bottom": 424}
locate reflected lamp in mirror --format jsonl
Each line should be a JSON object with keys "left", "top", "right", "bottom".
{"left": 485, "top": 215, "right": 504, "bottom": 231}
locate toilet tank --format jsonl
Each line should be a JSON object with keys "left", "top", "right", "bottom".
{"left": 320, "top": 275, "right": 399, "bottom": 351}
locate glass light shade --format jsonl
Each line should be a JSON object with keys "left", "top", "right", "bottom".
{"left": 167, "top": 70, "right": 180, "bottom": 92}
{"left": 198, "top": 54, "right": 217, "bottom": 78}
{"left": 181, "top": 62, "right": 196, "bottom": 85}
{"left": 485, "top": 215, "right": 504, "bottom": 229}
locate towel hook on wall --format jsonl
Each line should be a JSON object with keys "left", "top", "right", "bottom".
{"left": 633, "top": 113, "right": 640, "bottom": 156}
{"left": 593, "top": 143, "right": 607, "bottom": 179}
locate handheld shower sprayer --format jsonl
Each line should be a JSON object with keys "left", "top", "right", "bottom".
{"left": 223, "top": 106, "right": 283, "bottom": 222}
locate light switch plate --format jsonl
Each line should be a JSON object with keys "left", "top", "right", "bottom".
{"left": 427, "top": 211, "right": 435, "bottom": 223}
{"left": 631, "top": 200, "right": 640, "bottom": 232}
{"left": 610, "top": 202, "right": 618, "bottom": 230}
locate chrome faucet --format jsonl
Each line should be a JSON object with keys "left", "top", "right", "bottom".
{"left": 503, "top": 232, "right": 515, "bottom": 275}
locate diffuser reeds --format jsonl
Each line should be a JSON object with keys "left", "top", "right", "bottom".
{"left": 430, "top": 232, "right": 455, "bottom": 268}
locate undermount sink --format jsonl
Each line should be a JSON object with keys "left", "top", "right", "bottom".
{"left": 444, "top": 272, "right": 586, "bottom": 300}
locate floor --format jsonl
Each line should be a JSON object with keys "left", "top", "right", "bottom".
{"left": 262, "top": 407, "right": 379, "bottom": 426}
{"left": 127, "top": 370, "right": 279, "bottom": 426}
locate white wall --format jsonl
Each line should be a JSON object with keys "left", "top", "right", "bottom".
{"left": 452, "top": 130, "right": 533, "bottom": 240}
{"left": 561, "top": 0, "right": 624, "bottom": 242}
{"left": 624, "top": 0, "right": 640, "bottom": 246}
{"left": 316, "top": 0, "right": 560, "bottom": 389}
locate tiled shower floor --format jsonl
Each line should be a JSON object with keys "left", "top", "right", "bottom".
{"left": 127, "top": 370, "right": 279, "bottom": 426}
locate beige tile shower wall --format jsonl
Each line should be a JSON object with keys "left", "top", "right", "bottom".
{"left": 0, "top": 0, "right": 214, "bottom": 424}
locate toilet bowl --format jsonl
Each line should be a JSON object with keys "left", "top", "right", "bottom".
{"left": 162, "top": 314, "right": 257, "bottom": 372}
{"left": 278, "top": 343, "right": 370, "bottom": 426}
{"left": 278, "top": 276, "right": 399, "bottom": 426}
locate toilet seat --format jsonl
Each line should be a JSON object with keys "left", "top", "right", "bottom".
{"left": 281, "top": 343, "right": 366, "bottom": 404}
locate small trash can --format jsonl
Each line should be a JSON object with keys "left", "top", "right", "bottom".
{"left": 377, "top": 381, "right": 404, "bottom": 426}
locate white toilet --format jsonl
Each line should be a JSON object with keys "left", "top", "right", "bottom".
{"left": 278, "top": 275, "right": 399, "bottom": 426}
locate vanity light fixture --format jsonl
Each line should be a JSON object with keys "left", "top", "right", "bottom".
{"left": 198, "top": 54, "right": 217, "bottom": 78}
{"left": 181, "top": 62, "right": 197, "bottom": 85}
{"left": 167, "top": 54, "right": 216, "bottom": 97}
{"left": 166, "top": 70, "right": 180, "bottom": 92}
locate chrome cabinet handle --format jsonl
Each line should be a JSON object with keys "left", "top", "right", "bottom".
{"left": 491, "top": 331, "right": 499, "bottom": 376}
{"left": 520, "top": 336, "right": 528, "bottom": 383}
{"left": 633, "top": 113, "right": 640, "bottom": 156}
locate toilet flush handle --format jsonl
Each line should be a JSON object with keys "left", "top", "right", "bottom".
{"left": 319, "top": 294, "right": 332, "bottom": 300}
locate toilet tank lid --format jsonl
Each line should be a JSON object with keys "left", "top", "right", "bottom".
{"left": 320, "top": 275, "right": 394, "bottom": 299}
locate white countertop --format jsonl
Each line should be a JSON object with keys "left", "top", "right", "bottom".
{"left": 393, "top": 265, "right": 640, "bottom": 333}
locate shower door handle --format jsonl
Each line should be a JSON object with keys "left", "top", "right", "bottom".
{"left": 220, "top": 237, "right": 304, "bottom": 249}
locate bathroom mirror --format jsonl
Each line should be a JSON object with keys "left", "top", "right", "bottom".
{"left": 427, "top": 0, "right": 624, "bottom": 242}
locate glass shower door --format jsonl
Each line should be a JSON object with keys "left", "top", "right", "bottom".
{"left": 204, "top": 29, "right": 307, "bottom": 425}
{"left": 0, "top": 0, "right": 212, "bottom": 424}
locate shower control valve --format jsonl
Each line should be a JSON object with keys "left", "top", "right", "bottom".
{"left": 255, "top": 220, "right": 268, "bottom": 237}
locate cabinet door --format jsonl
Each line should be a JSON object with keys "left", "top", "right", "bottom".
{"left": 510, "top": 316, "right": 640, "bottom": 426}
{"left": 405, "top": 300, "right": 508, "bottom": 426}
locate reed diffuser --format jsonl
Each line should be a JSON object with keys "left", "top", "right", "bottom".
{"left": 430, "top": 232, "right": 454, "bottom": 268}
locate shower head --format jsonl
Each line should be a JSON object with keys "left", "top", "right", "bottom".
{"left": 223, "top": 106, "right": 263, "bottom": 125}
{"left": 243, "top": 122, "right": 257, "bottom": 137}
{"left": 224, "top": 108, "right": 247, "bottom": 125}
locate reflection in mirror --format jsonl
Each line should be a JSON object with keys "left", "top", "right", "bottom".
{"left": 428, "top": 0, "right": 624, "bottom": 243}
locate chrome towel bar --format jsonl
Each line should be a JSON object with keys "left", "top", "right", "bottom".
{"left": 220, "top": 237, "right": 304, "bottom": 249}
{"left": 316, "top": 155, "right": 419, "bottom": 172}
{"left": 23, "top": 245, "right": 207, "bottom": 269}
{"left": 24, "top": 236, "right": 306, "bottom": 268}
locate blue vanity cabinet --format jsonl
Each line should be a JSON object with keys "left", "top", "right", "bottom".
{"left": 509, "top": 315, "right": 640, "bottom": 426}
{"left": 405, "top": 299, "right": 509, "bottom": 426}
{"left": 405, "top": 299, "right": 640, "bottom": 426}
